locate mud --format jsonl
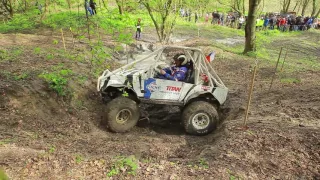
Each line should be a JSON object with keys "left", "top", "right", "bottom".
{"left": 0, "top": 29, "right": 319, "bottom": 179}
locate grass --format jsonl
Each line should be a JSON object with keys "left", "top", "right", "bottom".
{"left": 107, "top": 155, "right": 138, "bottom": 177}
{"left": 0, "top": 10, "right": 40, "bottom": 33}
{"left": 0, "top": 138, "right": 12, "bottom": 146}
{"left": 0, "top": 169, "right": 9, "bottom": 180}
{"left": 39, "top": 67, "right": 73, "bottom": 97}
{"left": 280, "top": 77, "right": 301, "bottom": 84}
{"left": 0, "top": 47, "right": 24, "bottom": 62}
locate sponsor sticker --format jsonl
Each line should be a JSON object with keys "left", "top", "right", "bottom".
{"left": 166, "top": 86, "right": 181, "bottom": 92}
{"left": 147, "top": 81, "right": 160, "bottom": 92}
{"left": 201, "top": 86, "right": 210, "bottom": 91}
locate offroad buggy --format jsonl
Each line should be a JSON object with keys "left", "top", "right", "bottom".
{"left": 97, "top": 46, "right": 228, "bottom": 135}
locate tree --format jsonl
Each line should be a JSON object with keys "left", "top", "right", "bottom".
{"left": 281, "top": 0, "right": 292, "bottom": 13}
{"left": 2, "top": 0, "right": 14, "bottom": 17}
{"left": 243, "top": 0, "right": 262, "bottom": 54}
{"left": 301, "top": 0, "right": 311, "bottom": 16}
{"left": 115, "top": 0, "right": 138, "bottom": 15}
{"left": 115, "top": 0, "right": 123, "bottom": 14}
{"left": 140, "top": 0, "right": 180, "bottom": 43}
{"left": 217, "top": 0, "right": 246, "bottom": 16}
{"left": 311, "top": 0, "right": 320, "bottom": 17}
{"left": 40, "top": 0, "right": 50, "bottom": 20}
{"left": 184, "top": 0, "right": 211, "bottom": 16}
{"left": 293, "top": 0, "right": 302, "bottom": 12}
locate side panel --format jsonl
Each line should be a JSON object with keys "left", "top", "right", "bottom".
{"left": 178, "top": 83, "right": 196, "bottom": 101}
{"left": 212, "top": 87, "right": 228, "bottom": 104}
{"left": 183, "top": 85, "right": 228, "bottom": 105}
{"left": 144, "top": 78, "right": 183, "bottom": 100}
{"left": 183, "top": 85, "right": 214, "bottom": 103}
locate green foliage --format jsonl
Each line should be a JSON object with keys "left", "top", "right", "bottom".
{"left": 77, "top": 75, "right": 88, "bottom": 84}
{"left": 227, "top": 169, "right": 241, "bottom": 180}
{"left": 92, "top": 9, "right": 135, "bottom": 44}
{"left": 0, "top": 49, "right": 9, "bottom": 61}
{"left": 48, "top": 145, "right": 56, "bottom": 153}
{"left": 0, "top": 47, "right": 24, "bottom": 62}
{"left": 107, "top": 156, "right": 138, "bottom": 177}
{"left": 280, "top": 77, "right": 301, "bottom": 84}
{"left": 75, "top": 154, "right": 83, "bottom": 163}
{"left": 122, "top": 91, "right": 129, "bottom": 97}
{"left": 39, "top": 68, "right": 73, "bottom": 96}
{"left": 34, "top": 47, "right": 42, "bottom": 55}
{"left": 0, "top": 169, "right": 9, "bottom": 180}
{"left": 46, "top": 53, "right": 54, "bottom": 60}
{"left": 42, "top": 11, "right": 87, "bottom": 29}
{"left": 52, "top": 39, "right": 59, "bottom": 45}
{"left": 198, "top": 158, "right": 209, "bottom": 169}
{"left": 0, "top": 10, "right": 39, "bottom": 33}
{"left": 13, "top": 73, "right": 29, "bottom": 81}
{"left": 0, "top": 139, "right": 12, "bottom": 146}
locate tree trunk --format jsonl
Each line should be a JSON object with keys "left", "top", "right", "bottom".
{"left": 40, "top": 0, "right": 49, "bottom": 20}
{"left": 301, "top": 0, "right": 311, "bottom": 16}
{"left": 315, "top": 8, "right": 320, "bottom": 17}
{"left": 143, "top": 2, "right": 161, "bottom": 41}
{"left": 66, "top": 0, "right": 71, "bottom": 12}
{"left": 282, "top": 0, "right": 291, "bottom": 13}
{"left": 141, "top": 0, "right": 176, "bottom": 43}
{"left": 293, "top": 0, "right": 300, "bottom": 11}
{"left": 101, "top": 0, "right": 107, "bottom": 9}
{"left": 243, "top": 0, "right": 261, "bottom": 54}
{"left": 2, "top": 0, "right": 14, "bottom": 16}
{"left": 115, "top": 0, "right": 123, "bottom": 14}
{"left": 243, "top": 0, "right": 245, "bottom": 15}
{"left": 24, "top": 0, "right": 27, "bottom": 12}
{"left": 310, "top": 0, "right": 319, "bottom": 16}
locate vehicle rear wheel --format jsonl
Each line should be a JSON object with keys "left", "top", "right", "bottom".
{"left": 105, "top": 97, "right": 140, "bottom": 133}
{"left": 182, "top": 101, "right": 219, "bottom": 135}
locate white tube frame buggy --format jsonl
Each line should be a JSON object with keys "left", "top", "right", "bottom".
{"left": 97, "top": 46, "right": 228, "bottom": 135}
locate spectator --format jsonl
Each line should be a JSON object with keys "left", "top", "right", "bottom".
{"left": 238, "top": 16, "right": 245, "bottom": 29}
{"left": 220, "top": 13, "right": 225, "bottom": 26}
{"left": 135, "top": 18, "right": 142, "bottom": 40}
{"left": 89, "top": 0, "right": 97, "bottom": 15}
{"left": 269, "top": 16, "right": 274, "bottom": 30}
{"left": 263, "top": 17, "right": 269, "bottom": 30}
{"left": 85, "top": 0, "right": 93, "bottom": 16}
{"left": 195, "top": 12, "right": 198, "bottom": 23}
{"left": 307, "top": 17, "right": 313, "bottom": 29}
{"left": 205, "top": 13, "right": 209, "bottom": 23}
{"left": 230, "top": 15, "right": 236, "bottom": 28}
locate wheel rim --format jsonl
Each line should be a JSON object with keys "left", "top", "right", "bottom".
{"left": 116, "top": 109, "right": 132, "bottom": 124}
{"left": 191, "top": 113, "right": 210, "bottom": 130}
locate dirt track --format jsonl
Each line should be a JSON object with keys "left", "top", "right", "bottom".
{"left": 0, "top": 30, "right": 320, "bottom": 179}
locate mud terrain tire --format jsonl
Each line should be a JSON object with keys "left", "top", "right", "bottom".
{"left": 105, "top": 97, "right": 140, "bottom": 133}
{"left": 182, "top": 101, "right": 219, "bottom": 135}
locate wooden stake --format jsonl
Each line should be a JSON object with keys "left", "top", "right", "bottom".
{"left": 243, "top": 64, "right": 258, "bottom": 126}
{"left": 60, "top": 28, "right": 66, "bottom": 52}
{"left": 269, "top": 47, "right": 283, "bottom": 91}
{"left": 280, "top": 50, "right": 288, "bottom": 72}
{"left": 69, "top": 27, "right": 75, "bottom": 49}
{"left": 126, "top": 44, "right": 129, "bottom": 64}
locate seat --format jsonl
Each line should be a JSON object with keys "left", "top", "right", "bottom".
{"left": 184, "top": 61, "right": 194, "bottom": 84}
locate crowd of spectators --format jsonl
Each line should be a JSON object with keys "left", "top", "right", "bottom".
{"left": 257, "top": 15, "right": 319, "bottom": 31}
{"left": 179, "top": 8, "right": 320, "bottom": 32}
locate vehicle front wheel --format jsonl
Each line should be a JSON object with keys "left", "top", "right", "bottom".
{"left": 105, "top": 97, "right": 140, "bottom": 133}
{"left": 182, "top": 101, "right": 219, "bottom": 136}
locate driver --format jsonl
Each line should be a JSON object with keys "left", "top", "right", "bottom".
{"left": 158, "top": 53, "right": 188, "bottom": 81}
